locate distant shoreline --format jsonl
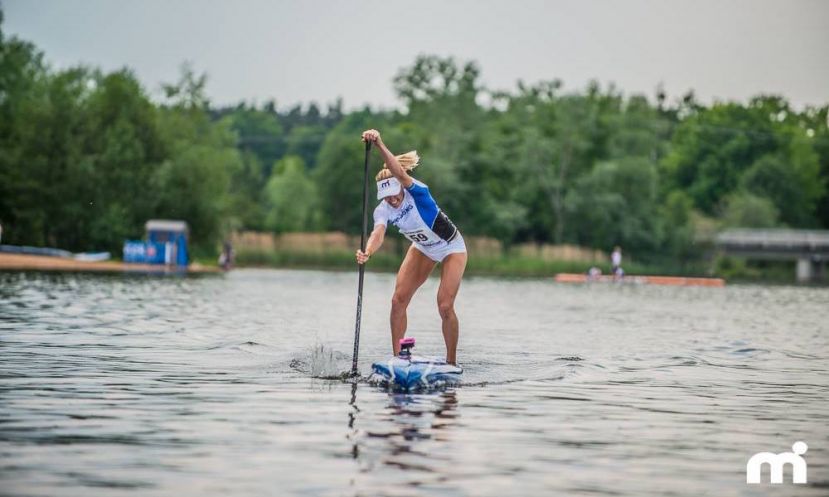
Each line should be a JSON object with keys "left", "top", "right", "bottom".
{"left": 0, "top": 249, "right": 810, "bottom": 284}
{"left": 233, "top": 248, "right": 707, "bottom": 280}
{"left": 0, "top": 253, "right": 219, "bottom": 274}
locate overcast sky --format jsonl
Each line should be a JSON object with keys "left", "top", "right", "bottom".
{"left": 4, "top": 0, "right": 828, "bottom": 110}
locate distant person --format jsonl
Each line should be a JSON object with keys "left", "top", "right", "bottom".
{"left": 611, "top": 246, "right": 623, "bottom": 279}
{"left": 218, "top": 240, "right": 234, "bottom": 270}
{"left": 587, "top": 266, "right": 602, "bottom": 281}
{"left": 356, "top": 129, "right": 466, "bottom": 365}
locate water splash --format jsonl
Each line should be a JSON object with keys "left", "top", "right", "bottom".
{"left": 290, "top": 344, "right": 353, "bottom": 379}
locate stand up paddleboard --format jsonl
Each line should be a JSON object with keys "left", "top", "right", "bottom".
{"left": 371, "top": 337, "right": 462, "bottom": 391}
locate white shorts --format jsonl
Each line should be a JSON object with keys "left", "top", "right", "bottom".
{"left": 413, "top": 234, "right": 467, "bottom": 263}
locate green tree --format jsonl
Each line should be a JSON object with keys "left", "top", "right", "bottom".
{"left": 455, "top": 119, "right": 528, "bottom": 244}
{"left": 566, "top": 158, "right": 663, "bottom": 253}
{"left": 313, "top": 109, "right": 392, "bottom": 233}
{"left": 608, "top": 94, "right": 672, "bottom": 162}
{"left": 223, "top": 102, "right": 285, "bottom": 177}
{"left": 665, "top": 96, "right": 795, "bottom": 214}
{"left": 391, "top": 55, "right": 487, "bottom": 229}
{"left": 740, "top": 151, "right": 821, "bottom": 226}
{"left": 83, "top": 70, "right": 168, "bottom": 251}
{"left": 799, "top": 105, "right": 829, "bottom": 227}
{"left": 285, "top": 124, "right": 327, "bottom": 169}
{"left": 153, "top": 113, "right": 237, "bottom": 249}
{"left": 721, "top": 192, "right": 779, "bottom": 228}
{"left": 0, "top": 15, "right": 50, "bottom": 245}
{"left": 154, "top": 66, "right": 239, "bottom": 249}
{"left": 225, "top": 150, "right": 266, "bottom": 231}
{"left": 660, "top": 190, "right": 695, "bottom": 259}
{"left": 264, "top": 156, "right": 321, "bottom": 232}
{"left": 0, "top": 45, "right": 166, "bottom": 252}
{"left": 495, "top": 81, "right": 616, "bottom": 244}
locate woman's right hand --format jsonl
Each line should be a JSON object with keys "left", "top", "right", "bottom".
{"left": 356, "top": 249, "right": 370, "bottom": 265}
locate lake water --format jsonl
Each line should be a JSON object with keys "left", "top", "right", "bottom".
{"left": 1, "top": 269, "right": 827, "bottom": 496}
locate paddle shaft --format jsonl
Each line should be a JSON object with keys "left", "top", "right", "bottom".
{"left": 351, "top": 141, "right": 372, "bottom": 375}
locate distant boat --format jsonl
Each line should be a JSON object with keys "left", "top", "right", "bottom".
{"left": 555, "top": 273, "right": 725, "bottom": 287}
{"left": 0, "top": 244, "right": 73, "bottom": 258}
{"left": 1, "top": 244, "right": 111, "bottom": 262}
{"left": 73, "top": 252, "right": 111, "bottom": 262}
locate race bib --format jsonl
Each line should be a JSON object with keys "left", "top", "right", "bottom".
{"left": 401, "top": 229, "right": 442, "bottom": 247}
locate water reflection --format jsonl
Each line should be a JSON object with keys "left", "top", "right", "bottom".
{"left": 382, "top": 390, "right": 458, "bottom": 443}
{"left": 349, "top": 386, "right": 460, "bottom": 487}
{"left": 348, "top": 381, "right": 360, "bottom": 460}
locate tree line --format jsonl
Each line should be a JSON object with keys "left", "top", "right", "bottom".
{"left": 2, "top": 12, "right": 827, "bottom": 263}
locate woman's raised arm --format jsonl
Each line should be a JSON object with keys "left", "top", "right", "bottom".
{"left": 361, "top": 129, "right": 413, "bottom": 188}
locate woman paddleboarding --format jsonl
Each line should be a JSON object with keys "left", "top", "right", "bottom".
{"left": 356, "top": 129, "right": 467, "bottom": 365}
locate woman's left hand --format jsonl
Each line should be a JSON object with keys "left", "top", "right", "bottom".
{"left": 361, "top": 129, "right": 381, "bottom": 144}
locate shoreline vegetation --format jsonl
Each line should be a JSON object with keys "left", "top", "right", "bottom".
{"left": 0, "top": 230, "right": 805, "bottom": 282}
{"left": 232, "top": 247, "right": 804, "bottom": 283}
{"left": 231, "top": 231, "right": 707, "bottom": 279}
{"left": 229, "top": 232, "right": 806, "bottom": 283}
{"left": 2, "top": 11, "right": 827, "bottom": 284}
{"left": 234, "top": 247, "right": 690, "bottom": 278}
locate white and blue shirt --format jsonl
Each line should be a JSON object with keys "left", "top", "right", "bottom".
{"left": 373, "top": 179, "right": 459, "bottom": 248}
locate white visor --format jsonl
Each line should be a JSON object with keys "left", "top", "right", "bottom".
{"left": 376, "top": 177, "right": 402, "bottom": 199}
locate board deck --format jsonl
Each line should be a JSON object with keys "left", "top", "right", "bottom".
{"left": 371, "top": 355, "right": 462, "bottom": 391}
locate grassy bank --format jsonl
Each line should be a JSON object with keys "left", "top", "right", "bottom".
{"left": 234, "top": 248, "right": 710, "bottom": 278}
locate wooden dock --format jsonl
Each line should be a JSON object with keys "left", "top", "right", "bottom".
{"left": 0, "top": 253, "right": 219, "bottom": 274}
{"left": 554, "top": 273, "right": 725, "bottom": 287}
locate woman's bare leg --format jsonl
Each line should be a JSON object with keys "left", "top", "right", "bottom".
{"left": 390, "top": 246, "right": 435, "bottom": 354}
{"left": 437, "top": 252, "right": 467, "bottom": 364}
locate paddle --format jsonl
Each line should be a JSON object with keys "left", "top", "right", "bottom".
{"left": 351, "top": 140, "right": 372, "bottom": 376}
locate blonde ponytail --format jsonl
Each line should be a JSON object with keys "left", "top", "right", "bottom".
{"left": 394, "top": 150, "right": 420, "bottom": 171}
{"left": 375, "top": 150, "right": 420, "bottom": 181}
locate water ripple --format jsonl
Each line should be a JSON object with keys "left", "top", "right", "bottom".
{"left": 1, "top": 270, "right": 827, "bottom": 496}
